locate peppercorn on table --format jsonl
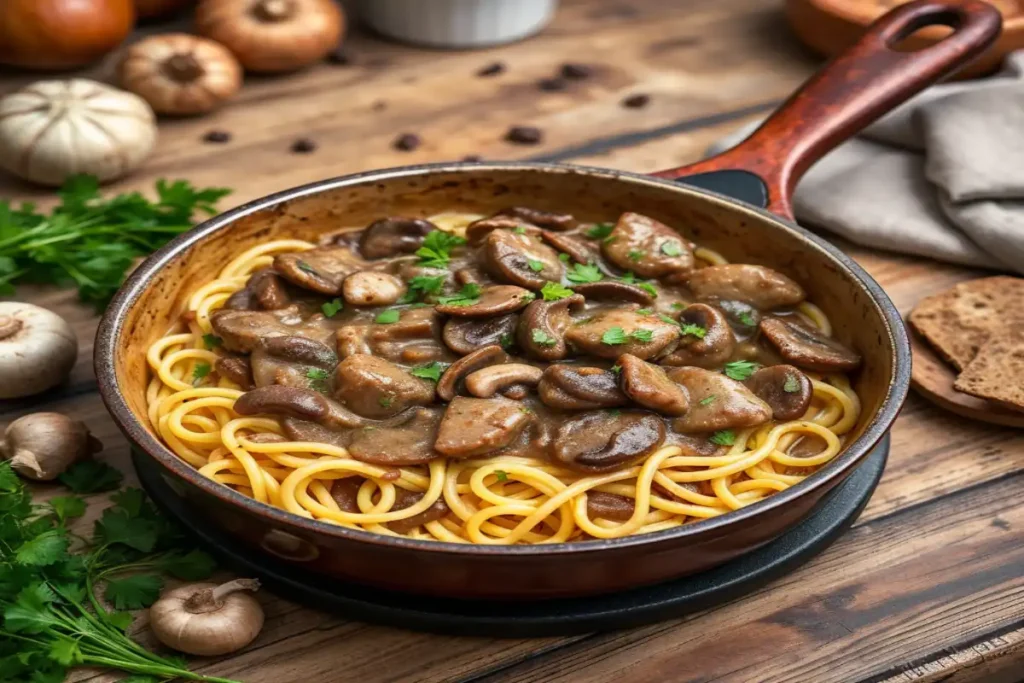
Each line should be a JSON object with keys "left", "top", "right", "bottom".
{"left": 2, "top": 0, "right": 1023, "bottom": 681}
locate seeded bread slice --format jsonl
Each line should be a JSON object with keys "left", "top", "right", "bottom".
{"left": 908, "top": 276, "right": 1024, "bottom": 371}
{"left": 953, "top": 327, "right": 1024, "bottom": 412}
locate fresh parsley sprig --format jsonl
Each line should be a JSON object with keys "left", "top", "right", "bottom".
{"left": 415, "top": 231, "right": 466, "bottom": 269}
{"left": 0, "top": 175, "right": 230, "bottom": 310}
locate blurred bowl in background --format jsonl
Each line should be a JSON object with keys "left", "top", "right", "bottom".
{"left": 360, "top": 0, "right": 557, "bottom": 48}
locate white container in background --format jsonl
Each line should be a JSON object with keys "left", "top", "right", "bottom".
{"left": 360, "top": 0, "right": 558, "bottom": 48}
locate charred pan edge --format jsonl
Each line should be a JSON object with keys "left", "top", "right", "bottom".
{"left": 95, "top": 161, "right": 911, "bottom": 557}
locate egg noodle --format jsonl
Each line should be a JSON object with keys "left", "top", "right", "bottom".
{"left": 145, "top": 217, "right": 861, "bottom": 545}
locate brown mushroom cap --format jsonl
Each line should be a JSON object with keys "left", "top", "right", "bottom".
{"left": 541, "top": 231, "right": 595, "bottom": 264}
{"left": 274, "top": 246, "right": 367, "bottom": 295}
{"left": 713, "top": 298, "right": 761, "bottom": 333}
{"left": 464, "top": 363, "right": 543, "bottom": 398}
{"left": 586, "top": 491, "right": 636, "bottom": 521}
{"left": 347, "top": 407, "right": 444, "bottom": 466}
{"left": 465, "top": 216, "right": 530, "bottom": 246}
{"left": 660, "top": 303, "right": 736, "bottom": 368}
{"left": 666, "top": 367, "right": 772, "bottom": 433}
{"left": 436, "top": 345, "right": 508, "bottom": 401}
{"left": 601, "top": 212, "right": 694, "bottom": 278}
{"left": 216, "top": 356, "right": 254, "bottom": 389}
{"left": 434, "top": 397, "right": 532, "bottom": 458}
{"left": 759, "top": 317, "right": 862, "bottom": 372}
{"left": 210, "top": 307, "right": 316, "bottom": 353}
{"left": 442, "top": 313, "right": 518, "bottom": 355}
{"left": 538, "top": 365, "right": 628, "bottom": 410}
{"left": 686, "top": 264, "right": 805, "bottom": 309}
{"left": 332, "top": 354, "right": 435, "bottom": 418}
{"left": 617, "top": 354, "right": 689, "bottom": 416}
{"left": 571, "top": 281, "right": 655, "bottom": 306}
{"left": 242, "top": 269, "right": 291, "bottom": 310}
{"left": 564, "top": 309, "right": 680, "bottom": 360}
{"left": 250, "top": 335, "right": 338, "bottom": 389}
{"left": 234, "top": 385, "right": 370, "bottom": 429}
{"left": 359, "top": 217, "right": 436, "bottom": 259}
{"left": 342, "top": 271, "right": 406, "bottom": 307}
{"left": 745, "top": 364, "right": 812, "bottom": 421}
{"left": 482, "top": 229, "right": 564, "bottom": 290}
{"left": 553, "top": 410, "right": 666, "bottom": 473}
{"left": 495, "top": 206, "right": 576, "bottom": 231}
{"left": 516, "top": 294, "right": 584, "bottom": 361}
{"left": 435, "top": 285, "right": 535, "bottom": 317}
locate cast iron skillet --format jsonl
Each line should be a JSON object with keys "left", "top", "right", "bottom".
{"left": 96, "top": 0, "right": 1000, "bottom": 599}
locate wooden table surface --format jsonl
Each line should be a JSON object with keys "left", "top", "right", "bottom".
{"left": 2, "top": 1, "right": 1023, "bottom": 682}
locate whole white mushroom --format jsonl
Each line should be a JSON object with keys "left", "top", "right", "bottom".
{"left": 0, "top": 302, "right": 78, "bottom": 398}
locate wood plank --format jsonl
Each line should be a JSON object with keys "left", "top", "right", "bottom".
{"left": 469, "top": 473, "right": 1024, "bottom": 683}
{"left": 877, "top": 625, "right": 1024, "bottom": 683}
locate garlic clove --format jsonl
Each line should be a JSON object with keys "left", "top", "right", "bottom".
{"left": 0, "top": 412, "right": 102, "bottom": 481}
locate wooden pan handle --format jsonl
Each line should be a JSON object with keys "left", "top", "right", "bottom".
{"left": 651, "top": 0, "right": 1002, "bottom": 220}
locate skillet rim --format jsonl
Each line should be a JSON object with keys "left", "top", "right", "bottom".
{"left": 95, "top": 160, "right": 911, "bottom": 557}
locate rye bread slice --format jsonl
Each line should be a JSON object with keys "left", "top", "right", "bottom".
{"left": 908, "top": 276, "right": 1024, "bottom": 371}
{"left": 953, "top": 326, "right": 1024, "bottom": 412}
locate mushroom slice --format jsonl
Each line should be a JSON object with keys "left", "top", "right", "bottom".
{"left": 686, "top": 264, "right": 805, "bottom": 309}
{"left": 436, "top": 345, "right": 508, "bottom": 401}
{"left": 564, "top": 309, "right": 680, "bottom": 360}
{"left": 251, "top": 336, "right": 338, "bottom": 389}
{"left": 274, "top": 246, "right": 367, "bottom": 296}
{"left": 339, "top": 307, "right": 451, "bottom": 364}
{"left": 465, "top": 216, "right": 530, "bottom": 246}
{"left": 215, "top": 356, "right": 254, "bottom": 390}
{"left": 495, "top": 206, "right": 576, "bottom": 231}
{"left": 210, "top": 308, "right": 307, "bottom": 353}
{"left": 342, "top": 271, "right": 406, "bottom": 307}
{"left": 745, "top": 365, "right": 812, "bottom": 421}
{"left": 617, "top": 353, "right": 689, "bottom": 416}
{"left": 541, "top": 231, "right": 595, "bottom": 264}
{"left": 434, "top": 397, "right": 532, "bottom": 458}
{"left": 759, "top": 317, "right": 862, "bottom": 372}
{"left": 553, "top": 410, "right": 666, "bottom": 473}
{"left": 571, "top": 281, "right": 655, "bottom": 306}
{"left": 667, "top": 367, "right": 772, "bottom": 433}
{"left": 586, "top": 491, "right": 636, "bottom": 522}
{"left": 333, "top": 354, "right": 435, "bottom": 418}
{"left": 222, "top": 269, "right": 290, "bottom": 311}
{"left": 386, "top": 486, "right": 451, "bottom": 534}
{"left": 660, "top": 304, "right": 736, "bottom": 368}
{"left": 442, "top": 313, "right": 518, "bottom": 355}
{"left": 234, "top": 386, "right": 369, "bottom": 429}
{"left": 482, "top": 229, "right": 564, "bottom": 290}
{"left": 359, "top": 217, "right": 436, "bottom": 259}
{"left": 465, "top": 363, "right": 543, "bottom": 398}
{"left": 601, "top": 212, "right": 694, "bottom": 278}
{"left": 347, "top": 407, "right": 444, "bottom": 466}
{"left": 517, "top": 294, "right": 585, "bottom": 361}
{"left": 714, "top": 299, "right": 761, "bottom": 334}
{"left": 436, "top": 285, "right": 535, "bottom": 317}
{"left": 538, "top": 365, "right": 627, "bottom": 410}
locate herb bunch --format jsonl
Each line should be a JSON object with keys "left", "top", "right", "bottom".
{"left": 0, "top": 175, "right": 231, "bottom": 309}
{"left": 0, "top": 461, "right": 237, "bottom": 683}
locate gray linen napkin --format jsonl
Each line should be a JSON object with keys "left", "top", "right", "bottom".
{"left": 706, "top": 53, "right": 1024, "bottom": 273}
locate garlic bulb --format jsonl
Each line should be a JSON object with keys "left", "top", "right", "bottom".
{"left": 0, "top": 302, "right": 78, "bottom": 399}
{"left": 0, "top": 80, "right": 158, "bottom": 187}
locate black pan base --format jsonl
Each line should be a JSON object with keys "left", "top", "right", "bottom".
{"left": 134, "top": 436, "right": 888, "bottom": 638}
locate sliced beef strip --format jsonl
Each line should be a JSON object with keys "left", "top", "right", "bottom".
{"left": 434, "top": 397, "right": 532, "bottom": 458}
{"left": 601, "top": 212, "right": 694, "bottom": 278}
{"left": 564, "top": 309, "right": 680, "bottom": 360}
{"left": 347, "top": 406, "right": 444, "bottom": 466}
{"left": 210, "top": 306, "right": 319, "bottom": 353}
{"left": 234, "top": 385, "right": 371, "bottom": 429}
{"left": 333, "top": 354, "right": 436, "bottom": 418}
{"left": 274, "top": 246, "right": 368, "bottom": 296}
{"left": 616, "top": 353, "right": 689, "bottom": 416}
{"left": 759, "top": 317, "right": 862, "bottom": 372}
{"left": 330, "top": 477, "right": 362, "bottom": 512}
{"left": 686, "top": 264, "right": 805, "bottom": 309}
{"left": 667, "top": 367, "right": 772, "bottom": 433}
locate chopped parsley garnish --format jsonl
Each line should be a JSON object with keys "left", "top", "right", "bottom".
{"left": 699, "top": 395, "right": 717, "bottom": 406}
{"left": 566, "top": 262, "right": 603, "bottom": 284}
{"left": 671, "top": 302, "right": 686, "bottom": 310}
{"left": 723, "top": 360, "right": 760, "bottom": 381}
{"left": 437, "top": 282, "right": 481, "bottom": 307}
{"left": 514, "top": 226, "right": 528, "bottom": 235}
{"left": 415, "top": 230, "right": 466, "bottom": 268}
{"left": 379, "top": 395, "right": 394, "bottom": 408}
{"left": 680, "top": 323, "right": 706, "bottom": 338}
{"left": 658, "top": 314, "right": 677, "bottom": 326}
{"left": 541, "top": 281, "right": 575, "bottom": 301}
{"left": 610, "top": 364, "right": 621, "bottom": 374}
{"left": 783, "top": 374, "right": 801, "bottom": 393}
{"left": 400, "top": 274, "right": 446, "bottom": 302}
{"left": 321, "top": 298, "right": 343, "bottom": 317}
{"left": 710, "top": 429, "right": 736, "bottom": 446}
{"left": 519, "top": 406, "right": 534, "bottom": 414}
{"left": 636, "top": 308, "right": 653, "bottom": 316}
{"left": 297, "top": 260, "right": 317, "bottom": 274}
{"left": 619, "top": 271, "right": 636, "bottom": 284}
{"left": 410, "top": 361, "right": 450, "bottom": 383}
{"left": 202, "top": 333, "right": 222, "bottom": 350}
{"left": 495, "top": 470, "right": 509, "bottom": 482}
{"left": 499, "top": 333, "right": 515, "bottom": 349}
{"left": 660, "top": 241, "right": 682, "bottom": 256}
{"left": 608, "top": 409, "right": 622, "bottom": 417}
{"left": 737, "top": 310, "right": 756, "bottom": 327}
{"left": 601, "top": 327, "right": 628, "bottom": 345}
{"left": 375, "top": 309, "right": 400, "bottom": 324}
{"left": 628, "top": 250, "right": 644, "bottom": 262}
{"left": 528, "top": 259, "right": 545, "bottom": 272}
{"left": 637, "top": 282, "right": 658, "bottom": 298}
{"left": 306, "top": 367, "right": 329, "bottom": 391}
{"left": 191, "top": 362, "right": 211, "bottom": 386}
{"left": 532, "top": 329, "right": 557, "bottom": 346}
{"left": 585, "top": 222, "right": 614, "bottom": 239}
{"left": 631, "top": 328, "right": 654, "bottom": 343}
{"left": 558, "top": 252, "right": 571, "bottom": 262}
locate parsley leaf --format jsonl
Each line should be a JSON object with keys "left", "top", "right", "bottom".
{"left": 437, "top": 282, "right": 481, "bottom": 307}
{"left": 513, "top": 226, "right": 527, "bottom": 235}
{"left": 379, "top": 396, "right": 394, "bottom": 408}
{"left": 104, "top": 575, "right": 163, "bottom": 610}
{"left": 49, "top": 496, "right": 86, "bottom": 523}
{"left": 610, "top": 365, "right": 621, "bottom": 374}
{"left": 628, "top": 250, "right": 644, "bottom": 262}
{"left": 58, "top": 461, "right": 123, "bottom": 493}
{"left": 699, "top": 394, "right": 717, "bottom": 406}
{"left": 680, "top": 323, "right": 706, "bottom": 338}
{"left": 16, "top": 531, "right": 68, "bottom": 567}
{"left": 619, "top": 271, "right": 636, "bottom": 284}
{"left": 375, "top": 309, "right": 400, "bottom": 324}
{"left": 494, "top": 470, "right": 509, "bottom": 483}
{"left": 527, "top": 259, "right": 545, "bottom": 272}
{"left": 306, "top": 367, "right": 329, "bottom": 392}
{"left": 738, "top": 311, "right": 756, "bottom": 327}
{"left": 723, "top": 360, "right": 760, "bottom": 381}
{"left": 558, "top": 252, "right": 571, "bottom": 262}
{"left": 532, "top": 329, "right": 557, "bottom": 346}
{"left": 402, "top": 274, "right": 446, "bottom": 303}
{"left": 201, "top": 333, "right": 222, "bottom": 350}
{"left": 710, "top": 430, "right": 737, "bottom": 446}
{"left": 296, "top": 261, "right": 317, "bottom": 274}
{"left": 321, "top": 298, "right": 343, "bottom": 317}
{"left": 630, "top": 328, "right": 654, "bottom": 343}
{"left": 636, "top": 308, "right": 653, "bottom": 316}
{"left": 416, "top": 231, "right": 466, "bottom": 268}
{"left": 191, "top": 362, "right": 211, "bottom": 386}
{"left": 499, "top": 333, "right": 514, "bottom": 350}
{"left": 783, "top": 374, "right": 801, "bottom": 393}
{"left": 601, "top": 327, "right": 628, "bottom": 345}
{"left": 671, "top": 301, "right": 686, "bottom": 310}
{"left": 540, "top": 281, "right": 574, "bottom": 301}
{"left": 157, "top": 549, "right": 217, "bottom": 581}
{"left": 410, "top": 361, "right": 449, "bottom": 383}
{"left": 585, "top": 223, "right": 614, "bottom": 239}
{"left": 660, "top": 240, "right": 682, "bottom": 256}
{"left": 566, "top": 263, "right": 603, "bottom": 284}
{"left": 607, "top": 408, "right": 622, "bottom": 417}
{"left": 95, "top": 509, "right": 159, "bottom": 552}
{"left": 637, "top": 282, "right": 658, "bottom": 298}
